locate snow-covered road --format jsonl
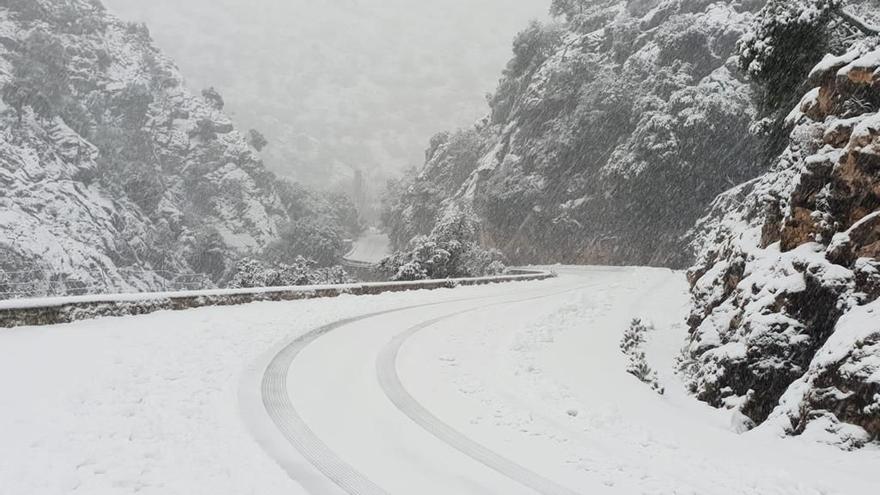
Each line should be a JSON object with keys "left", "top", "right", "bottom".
{"left": 344, "top": 232, "right": 391, "bottom": 265}
{"left": 1, "top": 267, "right": 878, "bottom": 494}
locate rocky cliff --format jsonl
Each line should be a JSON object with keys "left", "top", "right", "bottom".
{"left": 684, "top": 43, "right": 880, "bottom": 448}
{"left": 0, "top": 0, "right": 353, "bottom": 297}
{"left": 384, "top": 0, "right": 764, "bottom": 267}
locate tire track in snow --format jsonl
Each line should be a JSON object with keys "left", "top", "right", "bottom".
{"left": 262, "top": 313, "right": 391, "bottom": 495}
{"left": 261, "top": 279, "right": 588, "bottom": 494}
{"left": 261, "top": 293, "right": 531, "bottom": 495}
{"left": 376, "top": 293, "right": 586, "bottom": 495}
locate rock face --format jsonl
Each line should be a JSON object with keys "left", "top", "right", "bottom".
{"left": 384, "top": 0, "right": 764, "bottom": 268}
{"left": 684, "top": 44, "right": 880, "bottom": 448}
{"left": 0, "top": 0, "right": 347, "bottom": 296}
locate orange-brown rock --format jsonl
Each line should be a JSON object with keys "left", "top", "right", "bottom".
{"left": 686, "top": 46, "right": 880, "bottom": 447}
{"left": 781, "top": 207, "right": 818, "bottom": 251}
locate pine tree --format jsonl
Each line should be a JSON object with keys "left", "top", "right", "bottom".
{"left": 620, "top": 319, "right": 664, "bottom": 395}
{"left": 247, "top": 129, "right": 268, "bottom": 151}
{"left": 201, "top": 87, "right": 225, "bottom": 110}
{"left": 549, "top": 0, "right": 588, "bottom": 21}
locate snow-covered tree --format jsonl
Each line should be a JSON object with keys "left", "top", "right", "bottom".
{"left": 1, "top": 30, "right": 72, "bottom": 122}
{"left": 201, "top": 86, "right": 225, "bottom": 110}
{"left": 620, "top": 319, "right": 663, "bottom": 394}
{"left": 380, "top": 209, "right": 505, "bottom": 281}
{"left": 549, "top": 0, "right": 587, "bottom": 21}
{"left": 620, "top": 318, "right": 648, "bottom": 353}
{"left": 228, "top": 257, "right": 352, "bottom": 289}
{"left": 549, "top": 0, "right": 623, "bottom": 31}
{"left": 247, "top": 128, "right": 268, "bottom": 151}
{"left": 381, "top": 171, "right": 445, "bottom": 250}
{"left": 267, "top": 218, "right": 348, "bottom": 267}
{"left": 505, "top": 21, "right": 563, "bottom": 78}
{"left": 738, "top": 0, "right": 879, "bottom": 118}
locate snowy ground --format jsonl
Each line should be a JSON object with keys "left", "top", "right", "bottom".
{"left": 0, "top": 267, "right": 877, "bottom": 494}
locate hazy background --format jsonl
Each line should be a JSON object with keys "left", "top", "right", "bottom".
{"left": 101, "top": 0, "right": 548, "bottom": 203}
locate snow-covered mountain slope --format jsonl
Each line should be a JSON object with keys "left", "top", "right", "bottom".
{"left": 683, "top": 43, "right": 880, "bottom": 448}
{"left": 0, "top": 0, "right": 352, "bottom": 297}
{"left": 384, "top": 0, "right": 764, "bottom": 267}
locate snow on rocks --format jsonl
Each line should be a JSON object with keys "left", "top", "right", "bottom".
{"left": 684, "top": 45, "right": 880, "bottom": 447}
{"left": 763, "top": 298, "right": 880, "bottom": 449}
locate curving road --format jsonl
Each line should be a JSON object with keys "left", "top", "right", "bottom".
{"left": 375, "top": 292, "right": 585, "bottom": 495}
{"left": 344, "top": 232, "right": 391, "bottom": 265}
{"left": 248, "top": 268, "right": 626, "bottom": 494}
{"left": 242, "top": 266, "right": 880, "bottom": 495}
{"left": 257, "top": 283, "right": 584, "bottom": 494}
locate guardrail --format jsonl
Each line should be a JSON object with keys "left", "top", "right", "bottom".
{"left": 342, "top": 259, "right": 378, "bottom": 270}
{"left": 0, "top": 270, "right": 556, "bottom": 329}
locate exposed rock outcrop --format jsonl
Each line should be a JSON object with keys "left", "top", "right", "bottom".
{"left": 684, "top": 43, "right": 880, "bottom": 448}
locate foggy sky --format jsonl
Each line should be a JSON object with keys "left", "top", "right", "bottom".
{"left": 100, "top": 0, "right": 549, "bottom": 190}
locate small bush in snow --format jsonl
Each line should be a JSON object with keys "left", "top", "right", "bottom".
{"left": 620, "top": 318, "right": 648, "bottom": 353}
{"left": 621, "top": 318, "right": 664, "bottom": 395}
